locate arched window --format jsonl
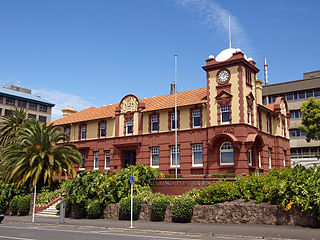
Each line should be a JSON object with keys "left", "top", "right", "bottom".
{"left": 220, "top": 142, "right": 234, "bottom": 165}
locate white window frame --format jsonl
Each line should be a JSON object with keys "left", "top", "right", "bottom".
{"left": 248, "top": 106, "right": 251, "bottom": 125}
{"left": 81, "top": 125, "right": 86, "bottom": 140}
{"left": 100, "top": 122, "right": 106, "bottom": 138}
{"left": 258, "top": 151, "right": 261, "bottom": 168}
{"left": 268, "top": 148, "right": 272, "bottom": 169}
{"left": 220, "top": 142, "right": 234, "bottom": 165}
{"left": 94, "top": 151, "right": 99, "bottom": 170}
{"left": 105, "top": 151, "right": 110, "bottom": 169}
{"left": 151, "top": 115, "right": 159, "bottom": 133}
{"left": 283, "top": 150, "right": 286, "bottom": 167}
{"left": 170, "top": 146, "right": 180, "bottom": 167}
{"left": 192, "top": 144, "right": 203, "bottom": 167}
{"left": 79, "top": 152, "right": 86, "bottom": 170}
{"left": 171, "top": 113, "right": 178, "bottom": 131}
{"left": 267, "top": 117, "right": 271, "bottom": 134}
{"left": 192, "top": 110, "right": 201, "bottom": 128}
{"left": 150, "top": 147, "right": 160, "bottom": 168}
{"left": 248, "top": 149, "right": 252, "bottom": 166}
{"left": 282, "top": 121, "right": 285, "bottom": 137}
{"left": 126, "top": 119, "right": 133, "bottom": 136}
{"left": 221, "top": 105, "right": 230, "bottom": 124}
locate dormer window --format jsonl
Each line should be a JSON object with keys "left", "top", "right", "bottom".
{"left": 81, "top": 125, "right": 86, "bottom": 140}
{"left": 192, "top": 109, "right": 201, "bottom": 128}
{"left": 151, "top": 115, "right": 158, "bottom": 132}
{"left": 171, "top": 113, "right": 179, "bottom": 130}
{"left": 100, "top": 122, "right": 106, "bottom": 138}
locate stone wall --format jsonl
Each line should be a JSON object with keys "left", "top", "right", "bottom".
{"left": 103, "top": 199, "right": 320, "bottom": 228}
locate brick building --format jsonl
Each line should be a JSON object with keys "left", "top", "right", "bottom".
{"left": 52, "top": 48, "right": 290, "bottom": 176}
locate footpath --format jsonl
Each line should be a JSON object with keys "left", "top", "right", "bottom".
{"left": 3, "top": 215, "right": 320, "bottom": 240}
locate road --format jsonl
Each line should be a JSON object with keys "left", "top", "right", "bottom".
{"left": 0, "top": 223, "right": 254, "bottom": 240}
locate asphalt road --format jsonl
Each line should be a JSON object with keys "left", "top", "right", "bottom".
{"left": 0, "top": 223, "right": 254, "bottom": 240}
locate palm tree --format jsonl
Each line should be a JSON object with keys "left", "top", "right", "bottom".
{"left": 0, "top": 121, "right": 81, "bottom": 188}
{"left": 0, "top": 107, "right": 28, "bottom": 148}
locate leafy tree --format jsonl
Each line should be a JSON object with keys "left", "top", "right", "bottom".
{"left": 299, "top": 97, "right": 320, "bottom": 142}
{"left": 0, "top": 121, "right": 81, "bottom": 188}
{"left": 0, "top": 107, "right": 28, "bottom": 148}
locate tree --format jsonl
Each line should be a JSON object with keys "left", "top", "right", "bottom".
{"left": 0, "top": 107, "right": 28, "bottom": 148}
{"left": 299, "top": 97, "right": 320, "bottom": 142}
{"left": 0, "top": 121, "right": 81, "bottom": 188}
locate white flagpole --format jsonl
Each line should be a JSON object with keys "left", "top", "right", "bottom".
{"left": 32, "top": 185, "right": 36, "bottom": 223}
{"left": 174, "top": 54, "right": 178, "bottom": 179}
{"left": 229, "top": 15, "right": 232, "bottom": 49}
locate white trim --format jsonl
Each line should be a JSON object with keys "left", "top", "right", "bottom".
{"left": 170, "top": 146, "right": 180, "bottom": 168}
{"left": 258, "top": 151, "right": 262, "bottom": 168}
{"left": 248, "top": 149, "right": 252, "bottom": 166}
{"left": 104, "top": 151, "right": 110, "bottom": 170}
{"left": 283, "top": 150, "right": 286, "bottom": 167}
{"left": 268, "top": 148, "right": 272, "bottom": 169}
{"left": 151, "top": 115, "right": 159, "bottom": 133}
{"left": 94, "top": 151, "right": 99, "bottom": 170}
{"left": 192, "top": 144, "right": 203, "bottom": 167}
{"left": 126, "top": 119, "right": 133, "bottom": 136}
{"left": 100, "top": 122, "right": 106, "bottom": 138}
{"left": 220, "top": 142, "right": 234, "bottom": 166}
{"left": 79, "top": 168, "right": 85, "bottom": 171}
{"left": 192, "top": 109, "right": 201, "bottom": 128}
{"left": 171, "top": 113, "right": 178, "bottom": 131}
{"left": 150, "top": 147, "right": 160, "bottom": 168}
{"left": 80, "top": 125, "right": 86, "bottom": 140}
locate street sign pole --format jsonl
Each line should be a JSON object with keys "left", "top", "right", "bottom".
{"left": 130, "top": 176, "right": 134, "bottom": 229}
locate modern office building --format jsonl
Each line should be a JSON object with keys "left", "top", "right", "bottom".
{"left": 0, "top": 85, "right": 55, "bottom": 123}
{"left": 262, "top": 70, "right": 320, "bottom": 167}
{"left": 52, "top": 48, "right": 290, "bottom": 176}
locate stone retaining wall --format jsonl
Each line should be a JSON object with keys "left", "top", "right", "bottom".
{"left": 103, "top": 199, "right": 320, "bottom": 228}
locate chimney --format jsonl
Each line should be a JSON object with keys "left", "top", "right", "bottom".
{"left": 170, "top": 83, "right": 176, "bottom": 95}
{"left": 264, "top": 58, "right": 269, "bottom": 85}
{"left": 61, "top": 105, "right": 77, "bottom": 117}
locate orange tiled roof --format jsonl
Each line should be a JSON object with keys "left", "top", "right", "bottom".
{"left": 264, "top": 104, "right": 275, "bottom": 111}
{"left": 51, "top": 87, "right": 207, "bottom": 126}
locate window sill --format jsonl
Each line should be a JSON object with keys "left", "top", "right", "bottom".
{"left": 191, "top": 165, "right": 203, "bottom": 169}
{"left": 150, "top": 165, "right": 159, "bottom": 168}
{"left": 79, "top": 168, "right": 85, "bottom": 171}
{"left": 104, "top": 167, "right": 110, "bottom": 170}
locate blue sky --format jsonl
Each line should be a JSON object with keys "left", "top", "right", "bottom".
{"left": 0, "top": 0, "right": 319, "bottom": 120}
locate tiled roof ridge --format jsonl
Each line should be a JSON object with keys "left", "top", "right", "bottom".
{"left": 51, "top": 87, "right": 207, "bottom": 126}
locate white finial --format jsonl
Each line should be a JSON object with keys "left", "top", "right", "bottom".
{"left": 229, "top": 15, "right": 232, "bottom": 49}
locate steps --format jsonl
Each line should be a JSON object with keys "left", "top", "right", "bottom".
{"left": 36, "top": 200, "right": 60, "bottom": 217}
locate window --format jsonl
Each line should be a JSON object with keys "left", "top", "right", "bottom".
{"left": 220, "top": 142, "right": 234, "bottom": 165}
{"left": 94, "top": 151, "right": 99, "bottom": 169}
{"left": 0, "top": 96, "right": 2, "bottom": 103}
{"left": 100, "top": 122, "right": 106, "bottom": 138}
{"left": 286, "top": 93, "right": 293, "bottom": 101}
{"left": 39, "top": 105, "right": 47, "bottom": 112}
{"left": 171, "top": 146, "right": 180, "bottom": 167}
{"left": 28, "top": 113, "right": 36, "bottom": 119}
{"left": 150, "top": 147, "right": 160, "bottom": 168}
{"left": 290, "top": 129, "right": 305, "bottom": 138}
{"left": 294, "top": 92, "right": 298, "bottom": 100}
{"left": 314, "top": 89, "right": 320, "bottom": 97}
{"left": 105, "top": 151, "right": 110, "bottom": 169}
{"left": 151, "top": 115, "right": 158, "bottom": 132}
{"left": 221, "top": 105, "right": 230, "bottom": 124}
{"left": 247, "top": 106, "right": 251, "bottom": 125}
{"left": 192, "top": 144, "right": 203, "bottom": 166}
{"left": 126, "top": 119, "right": 133, "bottom": 135}
{"left": 80, "top": 153, "right": 85, "bottom": 170}
{"left": 246, "top": 69, "right": 252, "bottom": 85}
{"left": 5, "top": 109, "right": 13, "bottom": 116}
{"left": 81, "top": 125, "right": 86, "bottom": 140}
{"left": 0, "top": 108, "right": 2, "bottom": 115}
{"left": 262, "top": 96, "right": 268, "bottom": 105}
{"left": 192, "top": 110, "right": 201, "bottom": 128}
{"left": 306, "top": 90, "right": 313, "bottom": 98}
{"left": 267, "top": 116, "right": 271, "bottom": 134}
{"left": 39, "top": 116, "right": 47, "bottom": 123}
{"left": 282, "top": 121, "right": 285, "bottom": 137}
{"left": 268, "top": 148, "right": 272, "bottom": 169}
{"left": 298, "top": 91, "right": 305, "bottom": 99}
{"left": 29, "top": 102, "right": 37, "bottom": 110}
{"left": 18, "top": 100, "right": 26, "bottom": 108}
{"left": 283, "top": 150, "right": 286, "bottom": 167}
{"left": 258, "top": 152, "right": 261, "bottom": 168}
{"left": 248, "top": 149, "right": 252, "bottom": 166}
{"left": 6, "top": 97, "right": 15, "bottom": 106}
{"left": 171, "top": 113, "right": 178, "bottom": 130}
{"left": 257, "top": 111, "right": 261, "bottom": 130}
{"left": 65, "top": 127, "right": 70, "bottom": 138}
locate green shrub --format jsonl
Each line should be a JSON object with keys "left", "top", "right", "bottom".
{"left": 151, "top": 195, "right": 168, "bottom": 221}
{"left": 172, "top": 196, "right": 195, "bottom": 223}
{"left": 86, "top": 199, "right": 102, "bottom": 218}
{"left": 56, "top": 203, "right": 61, "bottom": 211}
{"left": 9, "top": 196, "right": 20, "bottom": 214}
{"left": 72, "top": 201, "right": 87, "bottom": 218}
{"left": 17, "top": 195, "right": 30, "bottom": 215}
{"left": 119, "top": 195, "right": 142, "bottom": 220}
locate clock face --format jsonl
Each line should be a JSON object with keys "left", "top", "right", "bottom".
{"left": 218, "top": 70, "right": 230, "bottom": 83}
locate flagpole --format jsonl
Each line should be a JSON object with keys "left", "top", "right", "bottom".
{"left": 174, "top": 54, "right": 178, "bottom": 179}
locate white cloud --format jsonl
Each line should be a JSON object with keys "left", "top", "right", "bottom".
{"left": 172, "top": 0, "right": 252, "bottom": 54}
{"left": 32, "top": 89, "right": 94, "bottom": 121}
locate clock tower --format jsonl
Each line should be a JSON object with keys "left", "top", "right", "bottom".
{"left": 202, "top": 48, "right": 260, "bottom": 127}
